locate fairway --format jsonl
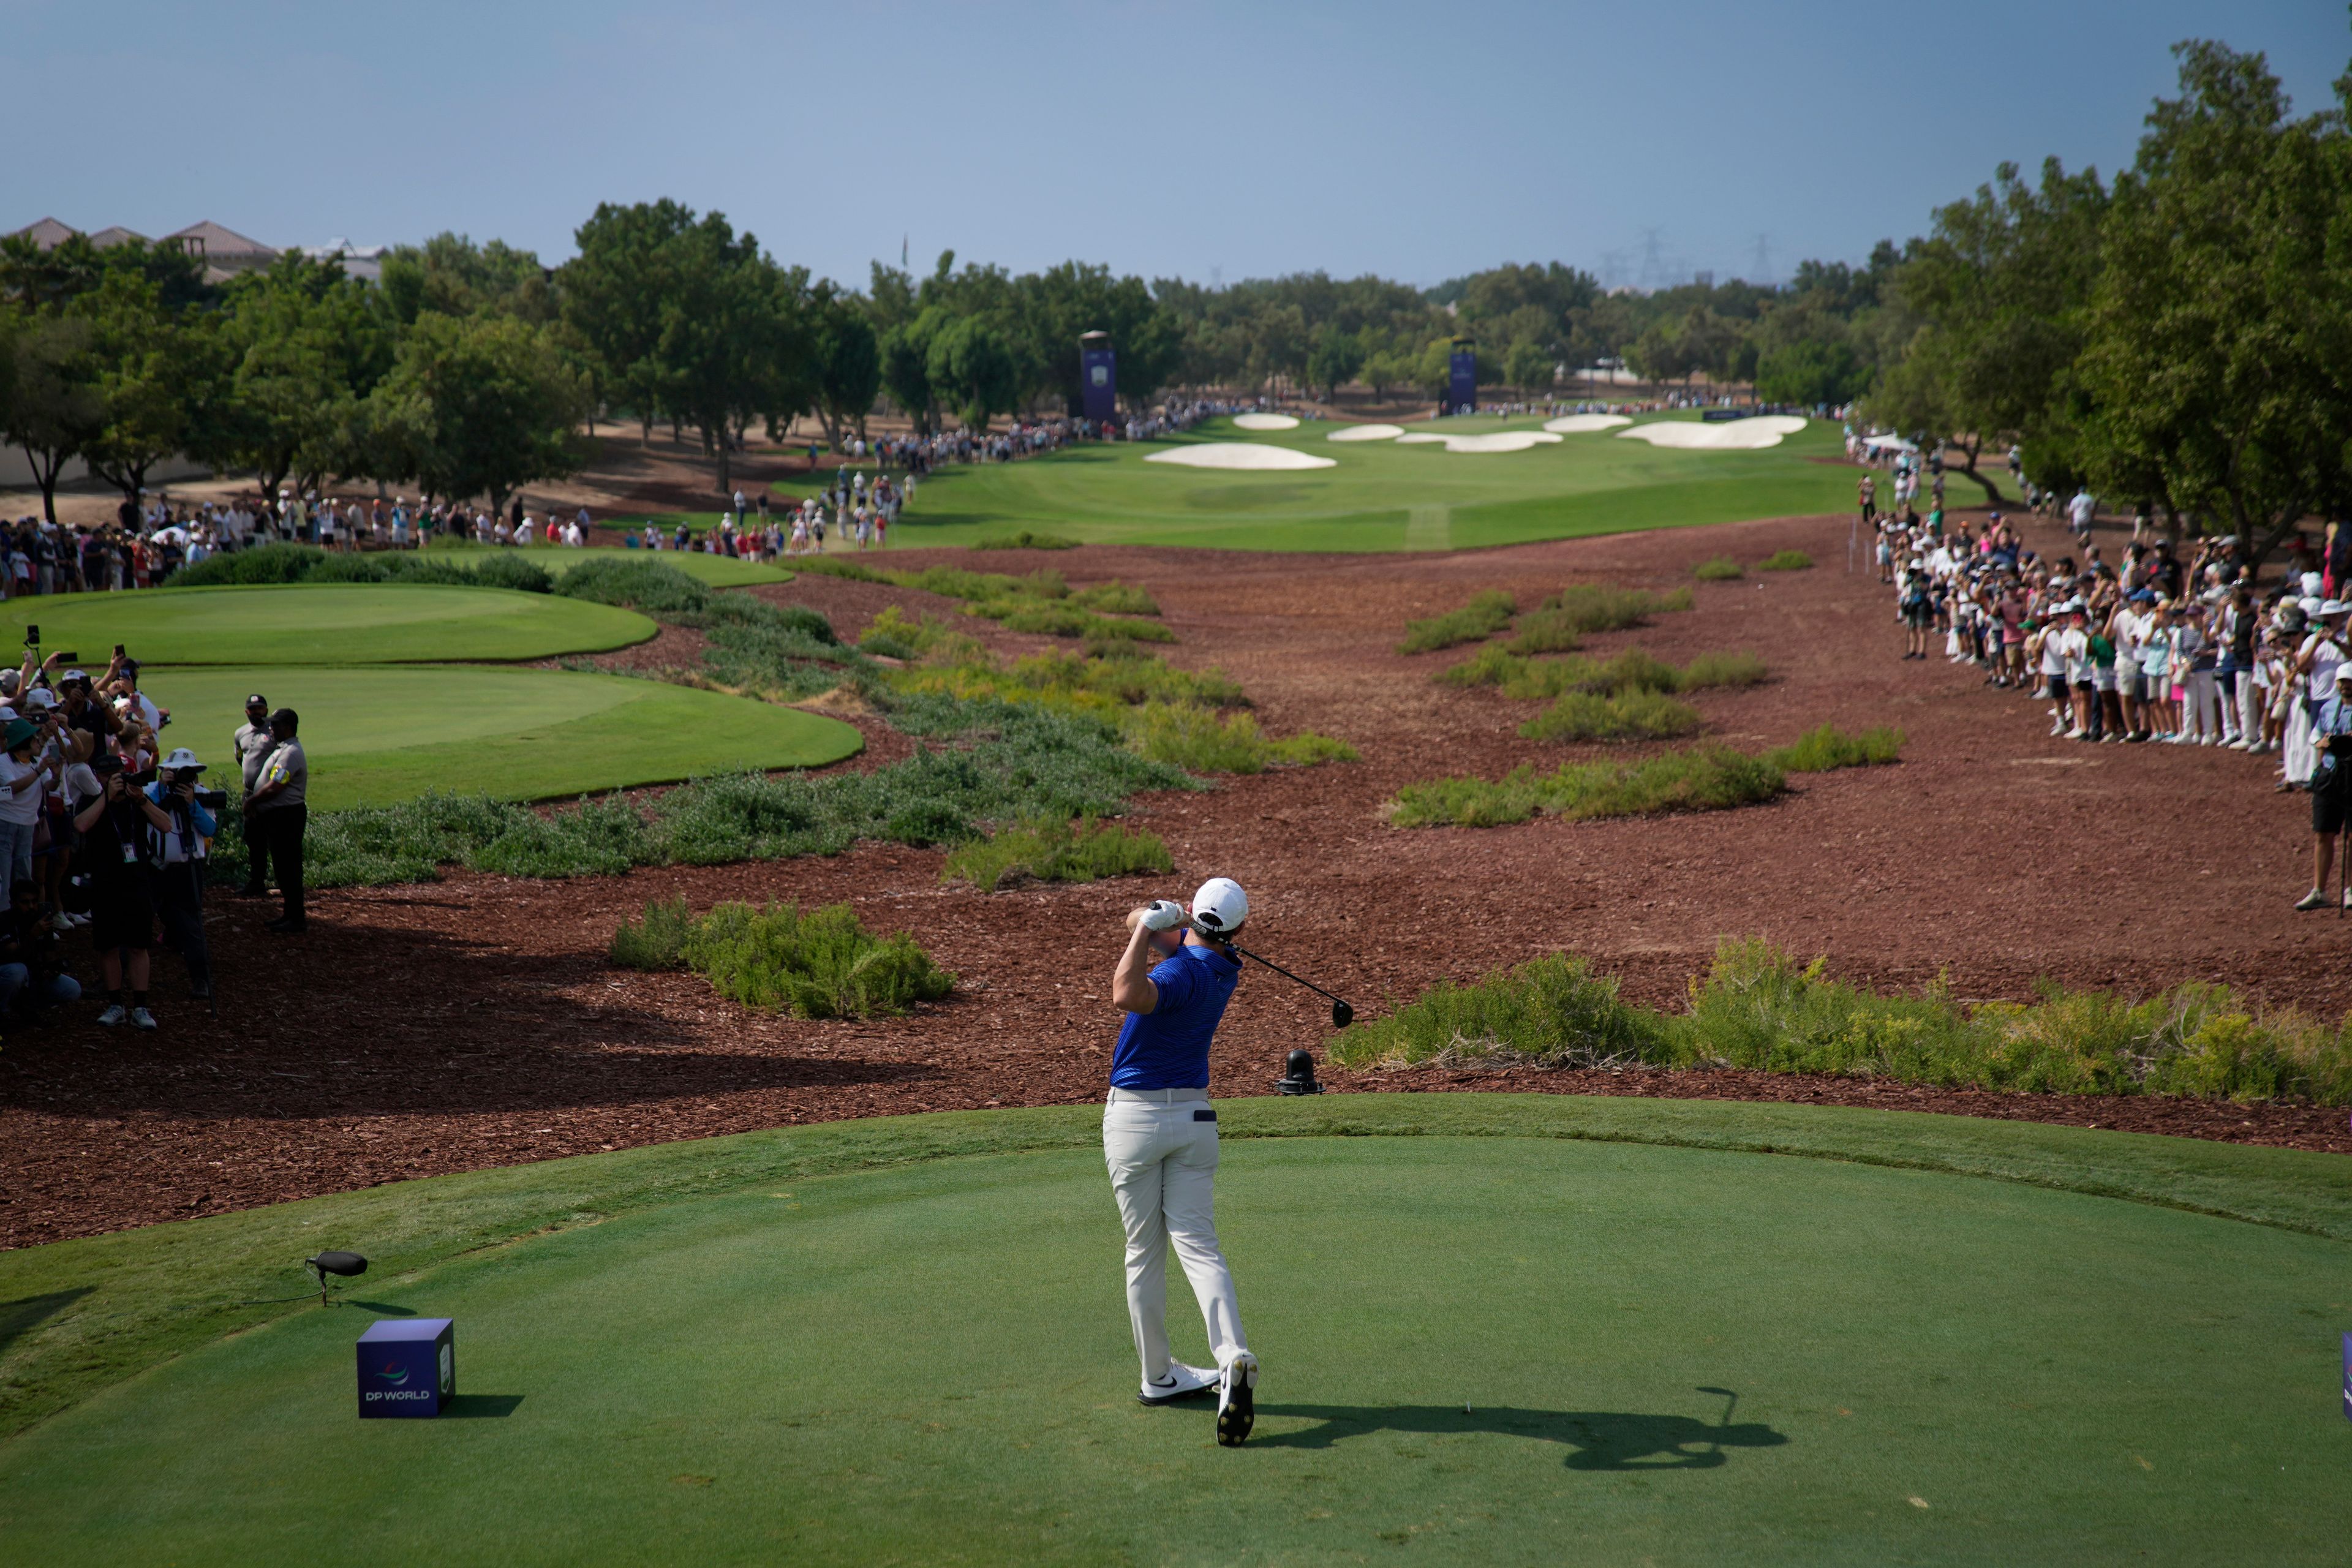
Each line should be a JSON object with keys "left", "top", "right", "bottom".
{"left": 3, "top": 1098, "right": 2343, "bottom": 1566}
{"left": 0, "top": 584, "right": 657, "bottom": 666}
{"left": 140, "top": 665, "right": 862, "bottom": 809}
{"left": 867, "top": 413, "right": 1861, "bottom": 552}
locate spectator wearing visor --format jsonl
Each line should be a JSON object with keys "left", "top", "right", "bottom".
{"left": 246, "top": 708, "right": 306, "bottom": 934}
{"left": 146, "top": 747, "right": 217, "bottom": 1001}
{"left": 74, "top": 750, "right": 172, "bottom": 1030}
{"left": 230, "top": 693, "right": 273, "bottom": 897}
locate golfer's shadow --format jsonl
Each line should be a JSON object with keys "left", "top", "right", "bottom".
{"left": 1253, "top": 1388, "right": 1785, "bottom": 1471}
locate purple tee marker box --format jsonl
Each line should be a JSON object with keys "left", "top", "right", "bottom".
{"left": 358, "top": 1317, "right": 454, "bottom": 1418}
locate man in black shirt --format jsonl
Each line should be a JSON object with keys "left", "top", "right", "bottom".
{"left": 75, "top": 752, "right": 171, "bottom": 1028}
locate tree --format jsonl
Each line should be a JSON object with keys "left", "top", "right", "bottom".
{"left": 809, "top": 286, "right": 881, "bottom": 448}
{"left": 0, "top": 307, "right": 103, "bottom": 524}
{"left": 1502, "top": 338, "right": 1554, "bottom": 399}
{"left": 652, "top": 211, "right": 810, "bottom": 494}
{"left": 1304, "top": 326, "right": 1363, "bottom": 402}
{"left": 926, "top": 315, "right": 1020, "bottom": 432}
{"left": 562, "top": 200, "right": 696, "bottom": 442}
{"left": 75, "top": 270, "right": 224, "bottom": 502}
{"left": 368, "top": 312, "right": 587, "bottom": 514}
{"left": 379, "top": 233, "right": 555, "bottom": 324}
{"left": 878, "top": 309, "right": 942, "bottom": 434}
{"left": 215, "top": 255, "right": 390, "bottom": 502}
{"left": 1755, "top": 339, "right": 1869, "bottom": 407}
{"left": 2075, "top": 40, "right": 2352, "bottom": 564}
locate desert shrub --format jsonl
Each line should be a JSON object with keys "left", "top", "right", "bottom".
{"left": 1519, "top": 688, "right": 1701, "bottom": 742}
{"left": 1577, "top": 649, "right": 1682, "bottom": 697}
{"left": 1759, "top": 549, "right": 1814, "bottom": 571}
{"left": 791, "top": 557, "right": 887, "bottom": 584}
{"left": 1678, "top": 650, "right": 1769, "bottom": 690}
{"left": 468, "top": 797, "right": 658, "bottom": 878}
{"left": 1762, "top": 724, "right": 1904, "bottom": 772}
{"left": 941, "top": 817, "right": 1173, "bottom": 891}
{"left": 1326, "top": 935, "right": 2352, "bottom": 1106}
{"left": 1124, "top": 704, "right": 1357, "bottom": 773}
{"left": 972, "top": 530, "right": 1080, "bottom": 550}
{"left": 1389, "top": 745, "right": 1784, "bottom": 828}
{"left": 1510, "top": 585, "right": 1692, "bottom": 650}
{"left": 554, "top": 557, "right": 713, "bottom": 614}
{"left": 1069, "top": 581, "right": 1159, "bottom": 616}
{"left": 610, "top": 897, "right": 695, "bottom": 970}
{"left": 680, "top": 900, "right": 956, "bottom": 1019}
{"left": 1693, "top": 556, "right": 1744, "bottom": 581}
{"left": 1398, "top": 589, "right": 1515, "bottom": 654}
{"left": 1327, "top": 954, "right": 1666, "bottom": 1069}
{"left": 883, "top": 801, "right": 979, "bottom": 847}
{"left": 984, "top": 600, "right": 1175, "bottom": 641}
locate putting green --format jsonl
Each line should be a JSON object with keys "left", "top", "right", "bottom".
{"left": 2, "top": 1098, "right": 2345, "bottom": 1566}
{"left": 139, "top": 665, "right": 862, "bottom": 809}
{"left": 866, "top": 413, "right": 1863, "bottom": 552}
{"left": 0, "top": 584, "right": 657, "bottom": 666}
{"left": 417, "top": 542, "right": 794, "bottom": 588}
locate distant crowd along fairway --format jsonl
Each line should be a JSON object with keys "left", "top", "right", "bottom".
{"left": 138, "top": 665, "right": 862, "bottom": 810}
{"left": 0, "top": 1097, "right": 2343, "bottom": 1566}
{"left": 417, "top": 541, "right": 794, "bottom": 588}
{"left": 0, "top": 583, "right": 658, "bottom": 666}
{"left": 827, "top": 412, "right": 1859, "bottom": 553}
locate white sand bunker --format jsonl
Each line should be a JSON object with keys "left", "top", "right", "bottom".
{"left": 1616, "top": 415, "right": 1809, "bottom": 451}
{"left": 1542, "top": 413, "right": 1633, "bottom": 434}
{"left": 1327, "top": 423, "right": 1405, "bottom": 442}
{"left": 1395, "top": 430, "right": 1565, "bottom": 454}
{"left": 1145, "top": 443, "right": 1336, "bottom": 471}
{"left": 1232, "top": 412, "right": 1300, "bottom": 431}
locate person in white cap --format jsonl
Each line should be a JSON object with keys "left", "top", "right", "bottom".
{"left": 146, "top": 747, "right": 217, "bottom": 1000}
{"left": 1104, "top": 876, "right": 1260, "bottom": 1446}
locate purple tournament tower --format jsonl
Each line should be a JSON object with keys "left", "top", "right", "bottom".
{"left": 1080, "top": 330, "right": 1117, "bottom": 423}
{"left": 1447, "top": 336, "right": 1478, "bottom": 415}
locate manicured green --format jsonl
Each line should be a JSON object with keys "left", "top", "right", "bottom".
{"left": 419, "top": 540, "right": 794, "bottom": 587}
{"left": 876, "top": 413, "right": 1858, "bottom": 552}
{"left": 0, "top": 583, "right": 657, "bottom": 666}
{"left": 141, "top": 665, "right": 862, "bottom": 810}
{"left": 2, "top": 1097, "right": 2348, "bottom": 1565}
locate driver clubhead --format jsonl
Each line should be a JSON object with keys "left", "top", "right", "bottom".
{"left": 1331, "top": 1000, "right": 1354, "bottom": 1029}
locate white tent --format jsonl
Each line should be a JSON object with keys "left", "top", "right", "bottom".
{"left": 1861, "top": 432, "right": 1919, "bottom": 453}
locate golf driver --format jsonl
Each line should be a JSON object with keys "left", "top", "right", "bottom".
{"left": 1185, "top": 911, "right": 1355, "bottom": 1028}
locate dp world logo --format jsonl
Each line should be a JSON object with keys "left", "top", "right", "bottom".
{"left": 374, "top": 1360, "right": 410, "bottom": 1386}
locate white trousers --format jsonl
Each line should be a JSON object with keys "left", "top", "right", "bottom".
{"left": 1103, "top": 1090, "right": 1247, "bottom": 1381}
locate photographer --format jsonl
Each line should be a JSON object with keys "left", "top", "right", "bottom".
{"left": 146, "top": 747, "right": 217, "bottom": 1002}
{"left": 0, "top": 878, "right": 77, "bottom": 1023}
{"left": 0, "top": 717, "right": 55, "bottom": 892}
{"left": 74, "top": 751, "right": 171, "bottom": 1030}
{"left": 244, "top": 708, "right": 306, "bottom": 935}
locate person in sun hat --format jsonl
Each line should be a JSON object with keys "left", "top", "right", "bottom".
{"left": 145, "top": 747, "right": 216, "bottom": 1001}
{"left": 1106, "top": 876, "right": 1260, "bottom": 1446}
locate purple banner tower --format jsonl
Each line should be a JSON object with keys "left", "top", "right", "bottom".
{"left": 1447, "top": 336, "right": 1477, "bottom": 416}
{"left": 1079, "top": 330, "right": 1117, "bottom": 423}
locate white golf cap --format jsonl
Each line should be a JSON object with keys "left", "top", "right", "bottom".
{"left": 1190, "top": 877, "right": 1249, "bottom": 938}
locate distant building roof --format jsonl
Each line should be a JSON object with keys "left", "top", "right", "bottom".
{"left": 164, "top": 221, "right": 276, "bottom": 260}
{"left": 7, "top": 217, "right": 81, "bottom": 250}
{"left": 86, "top": 225, "right": 147, "bottom": 249}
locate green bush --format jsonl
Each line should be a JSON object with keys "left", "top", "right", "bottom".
{"left": 1389, "top": 745, "right": 1784, "bottom": 828}
{"left": 1069, "top": 581, "right": 1159, "bottom": 616}
{"left": 459, "top": 552, "right": 555, "bottom": 594}
{"left": 971, "top": 530, "right": 1080, "bottom": 551}
{"left": 1761, "top": 724, "right": 1904, "bottom": 772}
{"left": 1324, "top": 936, "right": 2352, "bottom": 1106}
{"left": 168, "top": 543, "right": 555, "bottom": 594}
{"left": 985, "top": 600, "right": 1175, "bottom": 642}
{"left": 1693, "top": 556, "right": 1744, "bottom": 581}
{"left": 1327, "top": 954, "right": 1665, "bottom": 1069}
{"left": 1759, "top": 549, "right": 1814, "bottom": 571}
{"left": 1443, "top": 644, "right": 1764, "bottom": 701}
{"left": 168, "top": 543, "right": 325, "bottom": 587}
{"left": 1398, "top": 589, "right": 1515, "bottom": 654}
{"left": 1124, "top": 704, "right": 1357, "bottom": 773}
{"left": 941, "top": 817, "right": 1174, "bottom": 891}
{"left": 684, "top": 901, "right": 956, "bottom": 1018}
{"left": 554, "top": 558, "right": 712, "bottom": 614}
{"left": 610, "top": 897, "right": 695, "bottom": 970}
{"left": 1519, "top": 688, "right": 1702, "bottom": 742}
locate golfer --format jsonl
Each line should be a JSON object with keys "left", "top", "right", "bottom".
{"left": 1105, "top": 876, "right": 1259, "bottom": 1446}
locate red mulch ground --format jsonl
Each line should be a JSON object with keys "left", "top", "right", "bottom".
{"left": 4, "top": 503, "right": 2345, "bottom": 1249}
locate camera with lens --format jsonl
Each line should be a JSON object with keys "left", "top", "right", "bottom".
{"left": 193, "top": 786, "right": 228, "bottom": 813}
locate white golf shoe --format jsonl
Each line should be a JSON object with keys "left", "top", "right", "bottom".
{"left": 1137, "top": 1363, "right": 1217, "bottom": 1406}
{"left": 1216, "top": 1352, "right": 1258, "bottom": 1447}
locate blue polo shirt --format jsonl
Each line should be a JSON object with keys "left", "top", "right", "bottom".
{"left": 1110, "top": 941, "right": 1242, "bottom": 1090}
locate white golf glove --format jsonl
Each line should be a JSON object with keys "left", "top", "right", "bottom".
{"left": 1140, "top": 900, "right": 1188, "bottom": 932}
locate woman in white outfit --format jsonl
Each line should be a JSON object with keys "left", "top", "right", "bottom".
{"left": 1104, "top": 877, "right": 1260, "bottom": 1446}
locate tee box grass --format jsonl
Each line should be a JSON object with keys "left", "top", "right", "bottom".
{"left": 862, "top": 413, "right": 1858, "bottom": 554}
{"left": 2, "top": 1096, "right": 2346, "bottom": 1566}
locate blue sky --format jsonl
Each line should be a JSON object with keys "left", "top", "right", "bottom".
{"left": 8, "top": 0, "right": 2345, "bottom": 290}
